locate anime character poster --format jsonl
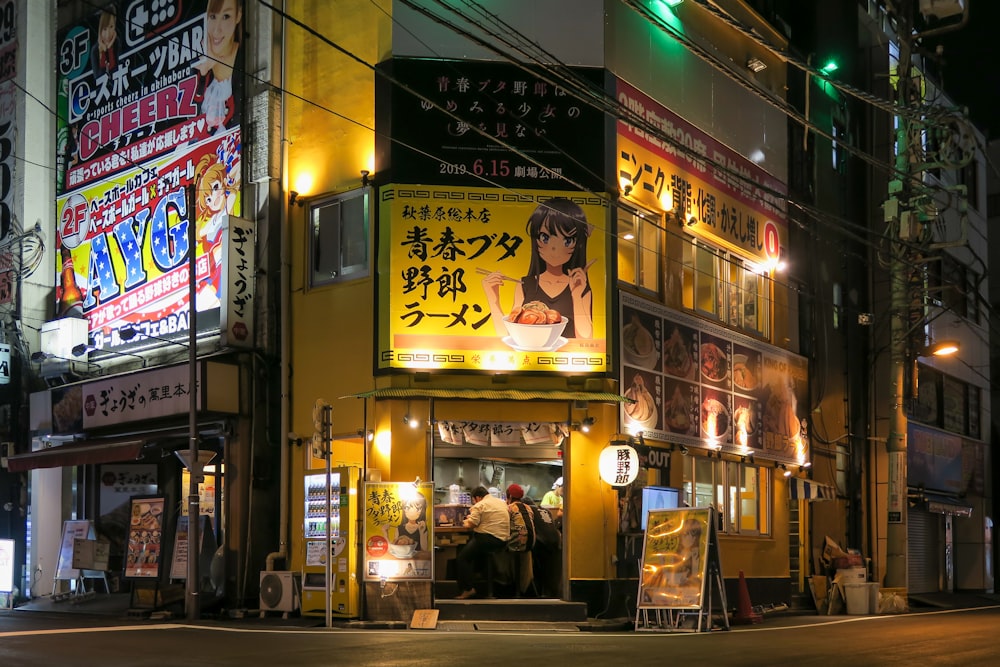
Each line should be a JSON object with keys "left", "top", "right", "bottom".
{"left": 638, "top": 507, "right": 710, "bottom": 609}
{"left": 378, "top": 185, "right": 608, "bottom": 373}
{"left": 363, "top": 482, "right": 434, "bottom": 581}
{"left": 56, "top": 0, "right": 244, "bottom": 194}
{"left": 55, "top": 131, "right": 240, "bottom": 351}
{"left": 54, "top": 0, "right": 245, "bottom": 351}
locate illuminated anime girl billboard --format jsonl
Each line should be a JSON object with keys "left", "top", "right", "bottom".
{"left": 54, "top": 0, "right": 245, "bottom": 349}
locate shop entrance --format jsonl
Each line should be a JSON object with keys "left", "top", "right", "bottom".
{"left": 432, "top": 454, "right": 563, "bottom": 599}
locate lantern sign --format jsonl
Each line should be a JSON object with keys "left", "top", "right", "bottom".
{"left": 599, "top": 442, "right": 639, "bottom": 486}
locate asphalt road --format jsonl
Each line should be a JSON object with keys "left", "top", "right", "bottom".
{"left": 2, "top": 606, "right": 1000, "bottom": 666}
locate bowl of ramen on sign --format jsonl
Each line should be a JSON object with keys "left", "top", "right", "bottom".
{"left": 701, "top": 398, "right": 731, "bottom": 440}
{"left": 503, "top": 301, "right": 568, "bottom": 350}
{"left": 700, "top": 343, "right": 729, "bottom": 383}
{"left": 388, "top": 536, "right": 417, "bottom": 558}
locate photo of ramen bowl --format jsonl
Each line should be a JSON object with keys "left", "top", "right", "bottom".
{"left": 388, "top": 542, "right": 416, "bottom": 558}
{"left": 503, "top": 315, "right": 568, "bottom": 350}
{"left": 732, "top": 354, "right": 758, "bottom": 392}
{"left": 701, "top": 398, "right": 731, "bottom": 440}
{"left": 700, "top": 343, "right": 729, "bottom": 383}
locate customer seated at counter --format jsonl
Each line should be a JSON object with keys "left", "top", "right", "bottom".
{"left": 455, "top": 485, "right": 510, "bottom": 599}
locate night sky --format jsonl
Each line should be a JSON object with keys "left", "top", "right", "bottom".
{"left": 931, "top": 3, "right": 1000, "bottom": 138}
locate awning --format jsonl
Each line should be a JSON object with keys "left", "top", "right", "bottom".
{"left": 789, "top": 477, "right": 836, "bottom": 501}
{"left": 5, "top": 438, "right": 145, "bottom": 472}
{"left": 920, "top": 492, "right": 973, "bottom": 517}
{"left": 343, "top": 387, "right": 632, "bottom": 403}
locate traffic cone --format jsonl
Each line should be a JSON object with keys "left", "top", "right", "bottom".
{"left": 733, "top": 569, "right": 762, "bottom": 625}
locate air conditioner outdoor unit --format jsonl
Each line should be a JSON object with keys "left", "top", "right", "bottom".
{"left": 259, "top": 571, "right": 300, "bottom": 614}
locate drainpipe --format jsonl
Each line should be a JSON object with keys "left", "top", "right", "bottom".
{"left": 265, "top": 0, "right": 290, "bottom": 574}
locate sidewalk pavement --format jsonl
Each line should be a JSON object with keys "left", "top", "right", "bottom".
{"left": 7, "top": 590, "right": 1000, "bottom": 633}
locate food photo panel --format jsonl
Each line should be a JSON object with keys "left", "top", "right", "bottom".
{"left": 698, "top": 333, "right": 732, "bottom": 389}
{"left": 623, "top": 365, "right": 662, "bottom": 432}
{"left": 731, "top": 344, "right": 762, "bottom": 395}
{"left": 662, "top": 321, "right": 697, "bottom": 381}
{"left": 622, "top": 306, "right": 662, "bottom": 370}
{"left": 700, "top": 388, "right": 732, "bottom": 444}
{"left": 662, "top": 377, "right": 699, "bottom": 436}
{"left": 732, "top": 395, "right": 762, "bottom": 450}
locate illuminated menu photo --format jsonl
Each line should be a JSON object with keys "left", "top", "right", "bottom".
{"left": 620, "top": 292, "right": 809, "bottom": 464}
{"left": 378, "top": 185, "right": 608, "bottom": 373}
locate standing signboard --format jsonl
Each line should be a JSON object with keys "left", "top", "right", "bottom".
{"left": 124, "top": 496, "right": 165, "bottom": 579}
{"left": 54, "top": 520, "right": 92, "bottom": 585}
{"left": 635, "top": 507, "right": 729, "bottom": 632}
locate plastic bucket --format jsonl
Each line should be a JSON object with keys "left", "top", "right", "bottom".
{"left": 844, "top": 583, "right": 870, "bottom": 615}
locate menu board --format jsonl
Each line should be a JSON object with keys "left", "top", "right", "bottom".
{"left": 620, "top": 292, "right": 809, "bottom": 463}
{"left": 124, "top": 496, "right": 165, "bottom": 579}
{"left": 55, "top": 520, "right": 93, "bottom": 581}
{"left": 637, "top": 507, "right": 711, "bottom": 609}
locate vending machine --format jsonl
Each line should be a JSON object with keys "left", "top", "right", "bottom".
{"left": 300, "top": 466, "right": 359, "bottom": 618}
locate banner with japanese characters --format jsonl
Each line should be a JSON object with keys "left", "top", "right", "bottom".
{"left": 376, "top": 58, "right": 605, "bottom": 191}
{"left": 621, "top": 292, "right": 809, "bottom": 465}
{"left": 363, "top": 482, "right": 434, "bottom": 581}
{"left": 55, "top": 130, "right": 241, "bottom": 351}
{"left": 378, "top": 185, "right": 608, "bottom": 373}
{"left": 616, "top": 79, "right": 786, "bottom": 264}
{"left": 56, "top": 0, "right": 244, "bottom": 194}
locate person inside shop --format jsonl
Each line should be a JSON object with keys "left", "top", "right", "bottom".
{"left": 455, "top": 485, "right": 510, "bottom": 599}
{"left": 519, "top": 489, "right": 562, "bottom": 597}
{"left": 504, "top": 483, "right": 563, "bottom": 597}
{"left": 541, "top": 476, "right": 564, "bottom": 525}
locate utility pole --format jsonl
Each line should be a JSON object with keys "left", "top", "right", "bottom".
{"left": 883, "top": 0, "right": 970, "bottom": 591}
{"left": 884, "top": 0, "right": 919, "bottom": 592}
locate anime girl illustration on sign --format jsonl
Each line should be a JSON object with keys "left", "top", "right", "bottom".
{"left": 194, "top": 142, "right": 241, "bottom": 308}
{"left": 194, "top": 0, "right": 244, "bottom": 134}
{"left": 481, "top": 198, "right": 595, "bottom": 352}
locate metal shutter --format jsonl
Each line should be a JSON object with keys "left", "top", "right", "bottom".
{"left": 908, "top": 509, "right": 940, "bottom": 593}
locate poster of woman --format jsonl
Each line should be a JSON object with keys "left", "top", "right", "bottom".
{"left": 638, "top": 507, "right": 710, "bottom": 609}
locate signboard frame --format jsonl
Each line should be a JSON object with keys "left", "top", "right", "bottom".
{"left": 635, "top": 506, "right": 729, "bottom": 633}
{"left": 362, "top": 482, "right": 435, "bottom": 582}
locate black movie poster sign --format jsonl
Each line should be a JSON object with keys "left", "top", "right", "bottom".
{"left": 376, "top": 58, "right": 605, "bottom": 191}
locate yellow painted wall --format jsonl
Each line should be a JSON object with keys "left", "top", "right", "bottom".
{"left": 285, "top": 1, "right": 388, "bottom": 450}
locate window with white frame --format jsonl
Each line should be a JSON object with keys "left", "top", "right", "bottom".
{"left": 308, "top": 187, "right": 370, "bottom": 287}
{"left": 679, "top": 237, "right": 771, "bottom": 339}
{"left": 617, "top": 205, "right": 662, "bottom": 294}
{"left": 681, "top": 456, "right": 770, "bottom": 536}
